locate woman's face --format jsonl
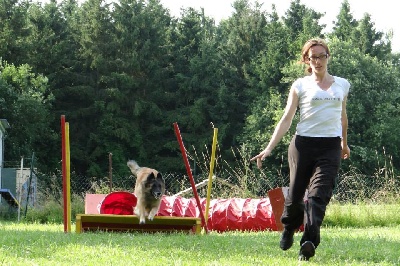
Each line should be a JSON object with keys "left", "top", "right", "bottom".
{"left": 308, "top": 45, "right": 329, "bottom": 74}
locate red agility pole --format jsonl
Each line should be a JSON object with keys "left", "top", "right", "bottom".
{"left": 61, "top": 115, "right": 68, "bottom": 232}
{"left": 173, "top": 122, "right": 208, "bottom": 234}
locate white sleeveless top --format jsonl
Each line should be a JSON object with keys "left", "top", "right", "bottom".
{"left": 293, "top": 76, "right": 350, "bottom": 137}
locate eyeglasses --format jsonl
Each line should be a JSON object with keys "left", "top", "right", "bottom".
{"left": 308, "top": 54, "right": 328, "bottom": 62}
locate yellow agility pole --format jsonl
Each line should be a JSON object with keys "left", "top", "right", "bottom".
{"left": 205, "top": 127, "right": 218, "bottom": 226}
{"left": 61, "top": 115, "right": 68, "bottom": 232}
{"left": 65, "top": 122, "right": 71, "bottom": 232}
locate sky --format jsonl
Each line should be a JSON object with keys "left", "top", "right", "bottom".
{"left": 159, "top": 0, "right": 400, "bottom": 53}
{"left": 34, "top": 0, "right": 400, "bottom": 53}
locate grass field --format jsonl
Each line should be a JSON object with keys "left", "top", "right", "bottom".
{"left": 0, "top": 221, "right": 399, "bottom": 266}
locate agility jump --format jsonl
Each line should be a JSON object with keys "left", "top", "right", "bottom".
{"left": 61, "top": 116, "right": 208, "bottom": 234}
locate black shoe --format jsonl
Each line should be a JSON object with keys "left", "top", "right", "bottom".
{"left": 298, "top": 241, "right": 315, "bottom": 261}
{"left": 280, "top": 229, "right": 295, "bottom": 250}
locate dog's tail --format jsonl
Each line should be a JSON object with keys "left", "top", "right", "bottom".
{"left": 127, "top": 160, "right": 140, "bottom": 176}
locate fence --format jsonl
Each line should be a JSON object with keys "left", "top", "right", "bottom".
{"left": 31, "top": 160, "right": 400, "bottom": 207}
{"left": 5, "top": 147, "right": 400, "bottom": 209}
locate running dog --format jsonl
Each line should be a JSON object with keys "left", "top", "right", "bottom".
{"left": 127, "top": 160, "right": 165, "bottom": 224}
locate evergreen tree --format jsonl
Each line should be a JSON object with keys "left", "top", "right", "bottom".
{"left": 216, "top": 0, "right": 268, "bottom": 152}
{"left": 0, "top": 0, "right": 29, "bottom": 65}
{"left": 352, "top": 13, "right": 391, "bottom": 60}
{"left": 104, "top": 0, "right": 174, "bottom": 174}
{"left": 165, "top": 6, "right": 224, "bottom": 173}
{"left": 283, "top": 0, "right": 325, "bottom": 54}
{"left": 63, "top": 0, "right": 114, "bottom": 177}
{"left": 331, "top": 0, "right": 357, "bottom": 42}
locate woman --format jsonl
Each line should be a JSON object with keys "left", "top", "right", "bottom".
{"left": 250, "top": 38, "right": 350, "bottom": 261}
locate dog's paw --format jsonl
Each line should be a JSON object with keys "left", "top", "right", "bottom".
{"left": 148, "top": 208, "right": 158, "bottom": 221}
{"left": 148, "top": 214, "right": 155, "bottom": 221}
{"left": 139, "top": 216, "right": 146, "bottom": 224}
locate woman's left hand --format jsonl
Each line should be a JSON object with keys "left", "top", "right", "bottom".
{"left": 341, "top": 145, "right": 350, "bottom": 159}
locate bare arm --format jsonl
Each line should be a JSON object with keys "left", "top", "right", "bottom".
{"left": 250, "top": 86, "right": 298, "bottom": 169}
{"left": 341, "top": 96, "right": 350, "bottom": 159}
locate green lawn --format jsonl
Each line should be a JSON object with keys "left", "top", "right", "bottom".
{"left": 0, "top": 222, "right": 399, "bottom": 266}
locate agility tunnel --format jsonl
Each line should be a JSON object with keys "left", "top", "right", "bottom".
{"left": 83, "top": 187, "right": 287, "bottom": 233}
{"left": 158, "top": 195, "right": 278, "bottom": 232}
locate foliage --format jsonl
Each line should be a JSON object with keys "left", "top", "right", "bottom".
{"left": 24, "top": 193, "right": 84, "bottom": 224}
{"left": 0, "top": 60, "right": 58, "bottom": 171}
{"left": 327, "top": 38, "right": 400, "bottom": 172}
{"left": 24, "top": 200, "right": 64, "bottom": 223}
{"left": 0, "top": 0, "right": 399, "bottom": 189}
{"left": 330, "top": 0, "right": 391, "bottom": 60}
{"left": 0, "top": 0, "right": 30, "bottom": 65}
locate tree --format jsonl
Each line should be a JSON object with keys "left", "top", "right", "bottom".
{"left": 2, "top": 0, "right": 400, "bottom": 183}
{"left": 283, "top": 0, "right": 325, "bottom": 54}
{"left": 331, "top": 0, "right": 393, "bottom": 61}
{"left": 215, "top": 0, "right": 269, "bottom": 152}
{"left": 352, "top": 13, "right": 391, "bottom": 60}
{"left": 327, "top": 37, "right": 400, "bottom": 173}
{"left": 101, "top": 0, "right": 174, "bottom": 174}
{"left": 0, "top": 0, "right": 30, "bottom": 65}
{"left": 331, "top": 0, "right": 357, "bottom": 42}
{"left": 0, "top": 61, "right": 57, "bottom": 171}
{"left": 163, "top": 6, "right": 225, "bottom": 173}
{"left": 24, "top": 0, "right": 82, "bottom": 100}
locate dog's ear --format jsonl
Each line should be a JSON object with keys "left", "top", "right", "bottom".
{"left": 147, "top": 172, "right": 156, "bottom": 181}
{"left": 156, "top": 173, "right": 163, "bottom": 180}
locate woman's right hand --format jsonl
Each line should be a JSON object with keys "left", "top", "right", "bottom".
{"left": 250, "top": 149, "right": 271, "bottom": 169}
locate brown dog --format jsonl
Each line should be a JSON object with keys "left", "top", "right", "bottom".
{"left": 127, "top": 160, "right": 165, "bottom": 224}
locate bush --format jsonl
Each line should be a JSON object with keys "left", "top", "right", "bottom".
{"left": 23, "top": 193, "right": 84, "bottom": 224}
{"left": 0, "top": 204, "right": 18, "bottom": 220}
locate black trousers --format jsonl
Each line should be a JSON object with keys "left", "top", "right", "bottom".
{"left": 281, "top": 135, "right": 341, "bottom": 248}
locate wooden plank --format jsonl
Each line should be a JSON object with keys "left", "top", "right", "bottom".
{"left": 76, "top": 215, "right": 82, "bottom": 233}
{"left": 75, "top": 214, "right": 201, "bottom": 235}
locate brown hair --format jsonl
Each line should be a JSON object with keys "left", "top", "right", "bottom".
{"left": 301, "top": 38, "right": 330, "bottom": 73}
